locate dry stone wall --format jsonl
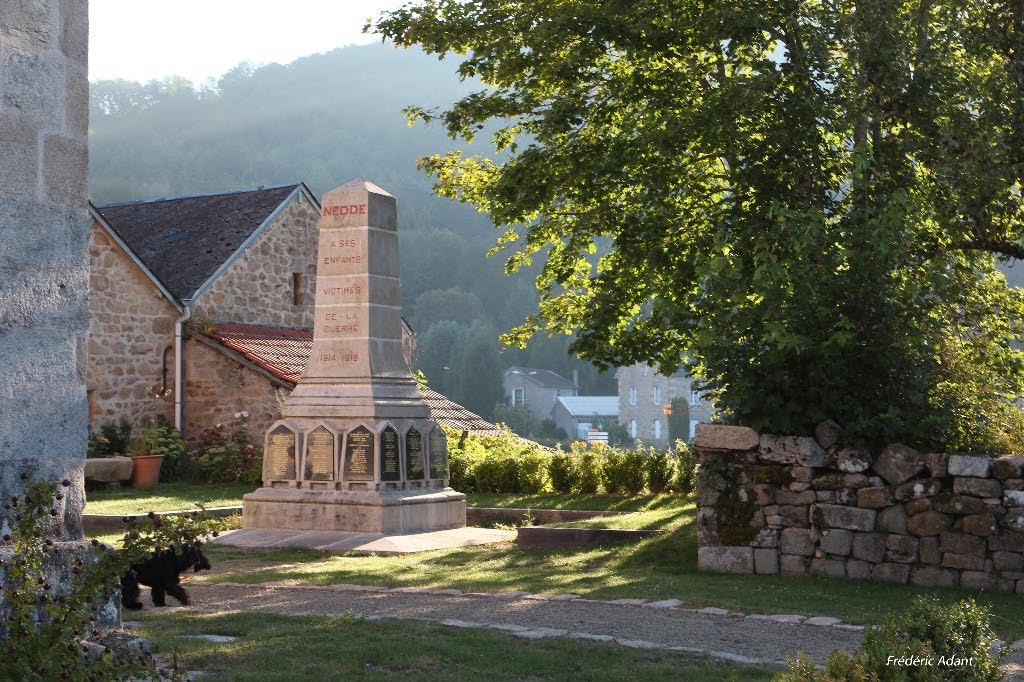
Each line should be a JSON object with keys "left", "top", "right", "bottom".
{"left": 695, "top": 424, "right": 1024, "bottom": 592}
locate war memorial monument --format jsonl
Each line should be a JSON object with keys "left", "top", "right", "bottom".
{"left": 242, "top": 179, "right": 467, "bottom": 533}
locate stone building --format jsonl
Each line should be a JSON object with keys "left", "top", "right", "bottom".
{"left": 502, "top": 366, "right": 578, "bottom": 421}
{"left": 87, "top": 183, "right": 320, "bottom": 438}
{"left": 86, "top": 182, "right": 462, "bottom": 442}
{"left": 616, "top": 364, "right": 715, "bottom": 446}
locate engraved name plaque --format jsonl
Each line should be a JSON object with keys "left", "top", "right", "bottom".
{"left": 380, "top": 426, "right": 401, "bottom": 482}
{"left": 304, "top": 425, "right": 335, "bottom": 481}
{"left": 343, "top": 425, "right": 375, "bottom": 482}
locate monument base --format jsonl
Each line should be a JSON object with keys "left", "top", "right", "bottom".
{"left": 242, "top": 487, "right": 466, "bottom": 533}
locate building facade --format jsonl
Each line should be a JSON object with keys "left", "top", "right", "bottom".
{"left": 616, "top": 364, "right": 715, "bottom": 447}
{"left": 502, "top": 366, "right": 578, "bottom": 421}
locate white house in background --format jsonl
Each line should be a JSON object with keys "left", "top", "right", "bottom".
{"left": 616, "top": 364, "right": 715, "bottom": 446}
{"left": 502, "top": 366, "right": 578, "bottom": 420}
{"left": 550, "top": 395, "right": 619, "bottom": 441}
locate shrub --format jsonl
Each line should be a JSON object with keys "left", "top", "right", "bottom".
{"left": 90, "top": 418, "right": 133, "bottom": 457}
{"left": 602, "top": 445, "right": 647, "bottom": 494}
{"left": 673, "top": 440, "right": 698, "bottom": 493}
{"left": 189, "top": 416, "right": 262, "bottom": 484}
{"left": 573, "top": 444, "right": 602, "bottom": 494}
{"left": 0, "top": 476, "right": 223, "bottom": 681}
{"left": 781, "top": 597, "right": 1005, "bottom": 682}
{"left": 645, "top": 445, "right": 675, "bottom": 494}
{"left": 548, "top": 450, "right": 575, "bottom": 494}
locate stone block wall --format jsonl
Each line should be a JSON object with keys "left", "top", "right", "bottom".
{"left": 695, "top": 424, "right": 1024, "bottom": 592}
{"left": 0, "top": 0, "right": 90, "bottom": 537}
{"left": 87, "top": 224, "right": 177, "bottom": 431}
{"left": 182, "top": 337, "right": 288, "bottom": 441}
{"left": 195, "top": 193, "right": 319, "bottom": 328}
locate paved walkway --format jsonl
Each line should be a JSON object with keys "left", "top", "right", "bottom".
{"left": 181, "top": 582, "right": 863, "bottom": 668}
{"left": 210, "top": 526, "right": 515, "bottom": 554}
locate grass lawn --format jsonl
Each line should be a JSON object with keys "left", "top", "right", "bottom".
{"left": 88, "top": 489, "right": 1024, "bottom": 640}
{"left": 130, "top": 610, "right": 776, "bottom": 682}
{"left": 85, "top": 482, "right": 252, "bottom": 515}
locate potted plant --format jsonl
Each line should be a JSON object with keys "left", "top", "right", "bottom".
{"left": 129, "top": 425, "right": 164, "bottom": 487}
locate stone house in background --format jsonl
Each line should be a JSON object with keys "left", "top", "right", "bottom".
{"left": 87, "top": 182, "right": 472, "bottom": 444}
{"left": 502, "top": 366, "right": 578, "bottom": 422}
{"left": 550, "top": 396, "right": 619, "bottom": 441}
{"left": 616, "top": 364, "right": 715, "bottom": 446}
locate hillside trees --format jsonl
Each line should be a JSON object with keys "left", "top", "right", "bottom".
{"left": 374, "top": 0, "right": 1024, "bottom": 450}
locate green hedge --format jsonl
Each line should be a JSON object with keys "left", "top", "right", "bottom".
{"left": 446, "top": 427, "right": 696, "bottom": 496}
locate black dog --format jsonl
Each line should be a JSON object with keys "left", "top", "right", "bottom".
{"left": 121, "top": 545, "right": 211, "bottom": 610}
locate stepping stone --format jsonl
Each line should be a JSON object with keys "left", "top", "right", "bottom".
{"left": 548, "top": 593, "right": 582, "bottom": 601}
{"left": 607, "top": 598, "right": 649, "bottom": 605}
{"left": 181, "top": 635, "right": 237, "bottom": 643}
{"left": 699, "top": 607, "right": 730, "bottom": 616}
{"left": 513, "top": 627, "right": 568, "bottom": 638}
{"left": 494, "top": 591, "right": 531, "bottom": 599}
{"left": 431, "top": 589, "right": 464, "bottom": 596}
{"left": 570, "top": 632, "right": 615, "bottom": 642}
{"left": 615, "top": 638, "right": 661, "bottom": 650}
{"left": 488, "top": 623, "right": 530, "bottom": 633}
{"left": 643, "top": 599, "right": 684, "bottom": 608}
{"left": 329, "top": 584, "right": 380, "bottom": 592}
{"left": 390, "top": 586, "right": 430, "bottom": 593}
{"left": 440, "top": 619, "right": 482, "bottom": 628}
{"left": 805, "top": 616, "right": 843, "bottom": 627}
{"left": 835, "top": 624, "right": 865, "bottom": 632}
{"left": 524, "top": 594, "right": 555, "bottom": 600}
{"left": 710, "top": 651, "right": 769, "bottom": 665}
{"left": 746, "top": 614, "right": 805, "bottom": 624}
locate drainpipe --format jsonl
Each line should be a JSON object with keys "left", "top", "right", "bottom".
{"left": 174, "top": 304, "right": 191, "bottom": 433}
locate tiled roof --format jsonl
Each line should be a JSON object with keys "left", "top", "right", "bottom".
{"left": 420, "top": 387, "right": 502, "bottom": 436}
{"left": 95, "top": 184, "right": 302, "bottom": 302}
{"left": 504, "top": 366, "right": 578, "bottom": 391}
{"left": 202, "top": 323, "right": 501, "bottom": 435}
{"left": 554, "top": 396, "right": 619, "bottom": 417}
{"left": 206, "top": 323, "right": 311, "bottom": 384}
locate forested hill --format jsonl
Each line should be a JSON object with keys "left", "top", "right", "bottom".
{"left": 88, "top": 42, "right": 616, "bottom": 421}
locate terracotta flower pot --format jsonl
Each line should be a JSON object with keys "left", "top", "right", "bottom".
{"left": 130, "top": 454, "right": 164, "bottom": 487}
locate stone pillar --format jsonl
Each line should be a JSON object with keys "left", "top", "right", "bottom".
{"left": 0, "top": 0, "right": 103, "bottom": 617}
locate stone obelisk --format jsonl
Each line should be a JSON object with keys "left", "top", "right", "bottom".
{"left": 243, "top": 180, "right": 466, "bottom": 533}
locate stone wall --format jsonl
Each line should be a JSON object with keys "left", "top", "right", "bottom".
{"left": 194, "top": 193, "right": 319, "bottom": 328}
{"left": 182, "top": 337, "right": 288, "bottom": 441}
{"left": 695, "top": 424, "right": 1024, "bottom": 592}
{"left": 87, "top": 224, "right": 177, "bottom": 431}
{"left": 0, "top": 0, "right": 90, "bottom": 537}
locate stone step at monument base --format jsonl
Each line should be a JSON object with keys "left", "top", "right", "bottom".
{"left": 242, "top": 487, "right": 466, "bottom": 534}
{"left": 210, "top": 525, "right": 513, "bottom": 555}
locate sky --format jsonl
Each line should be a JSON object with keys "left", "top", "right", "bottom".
{"left": 88, "top": 1, "right": 407, "bottom": 84}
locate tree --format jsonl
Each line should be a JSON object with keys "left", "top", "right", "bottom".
{"left": 667, "top": 397, "right": 690, "bottom": 445}
{"left": 374, "top": 1, "right": 1024, "bottom": 450}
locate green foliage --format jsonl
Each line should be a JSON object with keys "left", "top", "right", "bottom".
{"left": 644, "top": 446, "right": 675, "bottom": 494}
{"left": 470, "top": 430, "right": 550, "bottom": 494}
{"left": 547, "top": 450, "right": 574, "bottom": 494}
{"left": 601, "top": 447, "right": 647, "bottom": 495}
{"left": 91, "top": 419, "right": 133, "bottom": 458}
{"left": 781, "top": 597, "right": 1005, "bottom": 682}
{"left": 374, "top": 3, "right": 1024, "bottom": 451}
{"left": 666, "top": 398, "right": 690, "bottom": 444}
{"left": 189, "top": 417, "right": 262, "bottom": 485}
{"left": 0, "top": 477, "right": 223, "bottom": 680}
{"left": 673, "top": 441, "right": 698, "bottom": 494}
{"left": 130, "top": 420, "right": 186, "bottom": 482}
{"left": 573, "top": 446, "right": 602, "bottom": 494}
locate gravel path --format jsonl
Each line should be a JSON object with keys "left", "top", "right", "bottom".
{"left": 182, "top": 582, "right": 863, "bottom": 667}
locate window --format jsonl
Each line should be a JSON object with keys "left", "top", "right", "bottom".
{"left": 630, "top": 419, "right": 638, "bottom": 439}
{"left": 629, "top": 385, "right": 637, "bottom": 406}
{"left": 513, "top": 387, "right": 525, "bottom": 407}
{"left": 653, "top": 385, "right": 661, "bottom": 405}
{"left": 654, "top": 419, "right": 661, "bottom": 440}
{"left": 292, "top": 272, "right": 306, "bottom": 305}
{"left": 689, "top": 419, "right": 699, "bottom": 441}
{"left": 642, "top": 365, "right": 649, "bottom": 377}
{"left": 690, "top": 389, "right": 701, "bottom": 405}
